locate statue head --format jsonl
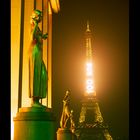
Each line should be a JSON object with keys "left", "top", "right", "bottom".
{"left": 31, "top": 9, "right": 42, "bottom": 23}
{"left": 65, "top": 90, "right": 70, "bottom": 96}
{"left": 70, "top": 110, "right": 74, "bottom": 115}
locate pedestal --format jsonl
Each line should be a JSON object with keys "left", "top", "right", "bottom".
{"left": 13, "top": 106, "right": 56, "bottom": 140}
{"left": 57, "top": 128, "right": 73, "bottom": 140}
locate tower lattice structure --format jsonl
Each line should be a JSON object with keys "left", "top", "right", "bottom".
{"left": 75, "top": 22, "right": 113, "bottom": 140}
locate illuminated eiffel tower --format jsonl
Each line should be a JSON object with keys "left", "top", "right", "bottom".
{"left": 75, "top": 22, "right": 113, "bottom": 140}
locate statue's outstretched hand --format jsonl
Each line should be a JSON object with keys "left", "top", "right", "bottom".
{"left": 42, "top": 33, "right": 48, "bottom": 39}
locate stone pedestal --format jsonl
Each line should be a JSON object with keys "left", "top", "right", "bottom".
{"left": 13, "top": 106, "right": 56, "bottom": 140}
{"left": 57, "top": 128, "right": 73, "bottom": 140}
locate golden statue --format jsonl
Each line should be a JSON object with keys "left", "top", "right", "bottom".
{"left": 28, "top": 10, "right": 48, "bottom": 107}
{"left": 70, "top": 110, "right": 75, "bottom": 132}
{"left": 60, "top": 90, "right": 71, "bottom": 128}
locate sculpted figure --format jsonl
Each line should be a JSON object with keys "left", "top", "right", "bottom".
{"left": 28, "top": 9, "right": 48, "bottom": 107}
{"left": 60, "top": 90, "right": 71, "bottom": 128}
{"left": 70, "top": 110, "right": 75, "bottom": 131}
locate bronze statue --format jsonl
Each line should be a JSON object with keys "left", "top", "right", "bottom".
{"left": 60, "top": 90, "right": 71, "bottom": 128}
{"left": 70, "top": 110, "right": 75, "bottom": 131}
{"left": 28, "top": 9, "right": 48, "bottom": 107}
{"left": 60, "top": 90, "right": 75, "bottom": 129}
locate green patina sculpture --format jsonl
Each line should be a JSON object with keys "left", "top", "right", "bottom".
{"left": 28, "top": 9, "right": 48, "bottom": 107}
{"left": 60, "top": 90, "right": 75, "bottom": 129}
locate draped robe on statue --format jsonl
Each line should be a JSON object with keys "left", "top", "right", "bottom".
{"left": 28, "top": 22, "right": 47, "bottom": 99}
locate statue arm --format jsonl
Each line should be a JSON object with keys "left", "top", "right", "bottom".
{"left": 63, "top": 93, "right": 69, "bottom": 101}
{"left": 42, "top": 33, "right": 48, "bottom": 39}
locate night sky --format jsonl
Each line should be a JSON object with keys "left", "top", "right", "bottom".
{"left": 51, "top": 0, "right": 128, "bottom": 139}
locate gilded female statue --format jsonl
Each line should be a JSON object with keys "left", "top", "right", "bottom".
{"left": 60, "top": 90, "right": 75, "bottom": 129}
{"left": 60, "top": 90, "right": 71, "bottom": 128}
{"left": 28, "top": 10, "right": 48, "bottom": 107}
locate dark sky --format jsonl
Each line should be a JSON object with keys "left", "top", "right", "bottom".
{"left": 52, "top": 0, "right": 129, "bottom": 139}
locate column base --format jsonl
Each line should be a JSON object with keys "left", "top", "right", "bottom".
{"left": 13, "top": 106, "right": 56, "bottom": 140}
{"left": 57, "top": 128, "right": 73, "bottom": 140}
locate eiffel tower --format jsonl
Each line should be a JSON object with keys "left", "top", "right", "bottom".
{"left": 75, "top": 94, "right": 113, "bottom": 140}
{"left": 74, "top": 22, "right": 113, "bottom": 140}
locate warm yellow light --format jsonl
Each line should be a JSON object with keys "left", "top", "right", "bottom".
{"left": 50, "top": 0, "right": 60, "bottom": 13}
{"left": 85, "top": 61, "right": 95, "bottom": 94}
{"left": 86, "top": 62, "right": 93, "bottom": 76}
{"left": 86, "top": 78, "right": 94, "bottom": 93}
{"left": 11, "top": 0, "right": 21, "bottom": 139}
